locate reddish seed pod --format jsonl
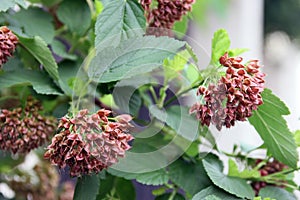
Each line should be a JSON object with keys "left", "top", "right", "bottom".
{"left": 0, "top": 26, "right": 18, "bottom": 68}
{"left": 44, "top": 109, "right": 134, "bottom": 177}
{"left": 190, "top": 52, "right": 265, "bottom": 130}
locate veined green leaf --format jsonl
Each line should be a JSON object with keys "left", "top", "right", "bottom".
{"left": 18, "top": 36, "right": 60, "bottom": 81}
{"left": 0, "top": 0, "right": 15, "bottom": 12}
{"left": 74, "top": 174, "right": 101, "bottom": 200}
{"left": 258, "top": 186, "right": 297, "bottom": 200}
{"left": 203, "top": 157, "right": 255, "bottom": 199}
{"left": 249, "top": 89, "right": 298, "bottom": 168}
{"left": 228, "top": 159, "right": 260, "bottom": 179}
{"left": 192, "top": 186, "right": 242, "bottom": 200}
{"left": 57, "top": 0, "right": 91, "bottom": 36}
{"left": 13, "top": 8, "right": 55, "bottom": 43}
{"left": 95, "top": 0, "right": 146, "bottom": 47}
{"left": 211, "top": 29, "right": 230, "bottom": 65}
{"left": 89, "top": 36, "right": 186, "bottom": 83}
{"left": 0, "top": 69, "right": 62, "bottom": 95}
{"left": 168, "top": 159, "right": 212, "bottom": 196}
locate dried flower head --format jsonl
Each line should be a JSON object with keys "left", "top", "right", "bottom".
{"left": 140, "top": 0, "right": 195, "bottom": 36}
{"left": 190, "top": 52, "right": 265, "bottom": 130}
{"left": 0, "top": 96, "right": 57, "bottom": 154}
{"left": 251, "top": 159, "right": 288, "bottom": 196}
{"left": 44, "top": 109, "right": 134, "bottom": 177}
{"left": 8, "top": 161, "right": 59, "bottom": 200}
{"left": 0, "top": 26, "right": 18, "bottom": 67}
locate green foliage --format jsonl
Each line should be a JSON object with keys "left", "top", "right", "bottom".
{"left": 13, "top": 8, "right": 55, "bottom": 44}
{"left": 136, "top": 169, "right": 169, "bottom": 186}
{"left": 51, "top": 39, "right": 77, "bottom": 61}
{"left": 150, "top": 105, "right": 199, "bottom": 141}
{"left": 57, "top": 0, "right": 91, "bottom": 36}
{"left": 210, "top": 29, "right": 230, "bottom": 65}
{"left": 294, "top": 130, "right": 300, "bottom": 146}
{"left": 74, "top": 174, "right": 101, "bottom": 200}
{"left": 203, "top": 156, "right": 255, "bottom": 199}
{"left": 258, "top": 186, "right": 297, "bottom": 200}
{"left": 0, "top": 69, "right": 62, "bottom": 95}
{"left": 95, "top": 0, "right": 146, "bottom": 47}
{"left": 168, "top": 159, "right": 212, "bottom": 196}
{"left": 89, "top": 36, "right": 186, "bottom": 83}
{"left": 249, "top": 89, "right": 299, "bottom": 168}
{"left": 0, "top": 0, "right": 16, "bottom": 12}
{"left": 18, "top": 36, "right": 60, "bottom": 81}
{"left": 192, "top": 186, "right": 242, "bottom": 200}
{"left": 228, "top": 159, "right": 260, "bottom": 179}
{"left": 155, "top": 193, "right": 186, "bottom": 200}
{"left": 163, "top": 50, "right": 191, "bottom": 82}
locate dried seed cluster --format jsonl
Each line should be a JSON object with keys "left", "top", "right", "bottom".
{"left": 0, "top": 26, "right": 18, "bottom": 67}
{"left": 44, "top": 109, "right": 134, "bottom": 177}
{"left": 140, "top": 0, "right": 195, "bottom": 36}
{"left": 190, "top": 53, "right": 265, "bottom": 130}
{"left": 0, "top": 97, "right": 57, "bottom": 154}
{"left": 8, "top": 161, "right": 59, "bottom": 200}
{"left": 251, "top": 159, "right": 288, "bottom": 196}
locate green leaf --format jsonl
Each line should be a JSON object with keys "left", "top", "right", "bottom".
{"left": 261, "top": 88, "right": 290, "bottom": 115}
{"left": 14, "top": 0, "right": 28, "bottom": 9}
{"left": 89, "top": 36, "right": 186, "bottom": 83}
{"left": 96, "top": 174, "right": 114, "bottom": 200}
{"left": 163, "top": 50, "right": 191, "bottom": 82}
{"left": 114, "top": 177, "right": 135, "bottom": 200}
{"left": 40, "top": 0, "right": 62, "bottom": 7}
{"left": 168, "top": 159, "right": 212, "bottom": 196}
{"left": 228, "top": 48, "right": 249, "bottom": 57}
{"left": 95, "top": 0, "right": 146, "bottom": 47}
{"left": 95, "top": 0, "right": 104, "bottom": 16}
{"left": 258, "top": 186, "right": 297, "bottom": 200}
{"left": 0, "top": 69, "right": 62, "bottom": 95}
{"left": 248, "top": 89, "right": 298, "bottom": 168}
{"left": 202, "top": 157, "right": 255, "bottom": 199}
{"left": 13, "top": 8, "right": 55, "bottom": 43}
{"left": 0, "top": 0, "right": 15, "bottom": 12}
{"left": 228, "top": 159, "right": 260, "bottom": 179}
{"left": 150, "top": 105, "right": 199, "bottom": 141}
{"left": 51, "top": 39, "right": 77, "bottom": 60}
{"left": 74, "top": 174, "right": 100, "bottom": 200}
{"left": 18, "top": 36, "right": 60, "bottom": 81}
{"left": 57, "top": 0, "right": 91, "bottom": 36}
{"left": 294, "top": 130, "right": 300, "bottom": 146}
{"left": 211, "top": 29, "right": 230, "bottom": 65}
{"left": 192, "top": 186, "right": 242, "bottom": 200}
{"left": 136, "top": 169, "right": 169, "bottom": 186}
{"left": 155, "top": 193, "right": 185, "bottom": 200}
{"left": 112, "top": 86, "right": 141, "bottom": 116}
{"left": 57, "top": 60, "right": 81, "bottom": 96}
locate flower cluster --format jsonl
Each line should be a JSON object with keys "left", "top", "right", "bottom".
{"left": 190, "top": 53, "right": 265, "bottom": 130}
{"left": 251, "top": 159, "right": 288, "bottom": 196}
{"left": 0, "top": 26, "right": 18, "bottom": 67}
{"left": 44, "top": 109, "right": 134, "bottom": 177}
{"left": 0, "top": 97, "right": 57, "bottom": 154}
{"left": 140, "top": 0, "right": 195, "bottom": 36}
{"left": 8, "top": 161, "right": 59, "bottom": 200}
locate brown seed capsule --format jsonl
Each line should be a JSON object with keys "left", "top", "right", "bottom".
{"left": 140, "top": 0, "right": 195, "bottom": 36}
{"left": 0, "top": 26, "right": 18, "bottom": 67}
{"left": 0, "top": 97, "right": 57, "bottom": 154}
{"left": 44, "top": 109, "right": 134, "bottom": 177}
{"left": 190, "top": 53, "right": 265, "bottom": 130}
